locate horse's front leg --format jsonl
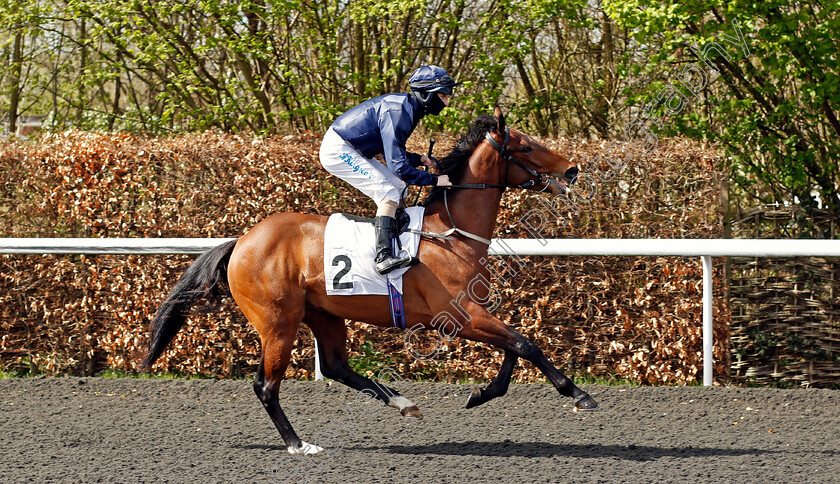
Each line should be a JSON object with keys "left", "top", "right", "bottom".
{"left": 510, "top": 328, "right": 599, "bottom": 411}
{"left": 459, "top": 310, "right": 598, "bottom": 411}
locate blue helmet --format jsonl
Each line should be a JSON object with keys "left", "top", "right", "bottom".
{"left": 408, "top": 65, "right": 460, "bottom": 95}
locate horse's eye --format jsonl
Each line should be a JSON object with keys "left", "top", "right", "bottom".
{"left": 521, "top": 146, "right": 532, "bottom": 153}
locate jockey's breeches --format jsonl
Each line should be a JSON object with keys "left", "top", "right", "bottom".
{"left": 319, "top": 127, "right": 405, "bottom": 205}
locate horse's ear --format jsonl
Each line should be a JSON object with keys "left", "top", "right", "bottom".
{"left": 494, "top": 105, "right": 505, "bottom": 133}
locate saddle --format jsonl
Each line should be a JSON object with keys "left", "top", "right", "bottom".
{"left": 323, "top": 207, "right": 422, "bottom": 296}
{"left": 323, "top": 206, "right": 426, "bottom": 328}
{"left": 340, "top": 207, "right": 412, "bottom": 239}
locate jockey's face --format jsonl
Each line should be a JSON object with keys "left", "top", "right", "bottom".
{"left": 437, "top": 92, "right": 450, "bottom": 106}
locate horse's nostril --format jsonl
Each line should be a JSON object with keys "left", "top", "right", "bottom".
{"left": 565, "top": 166, "right": 579, "bottom": 181}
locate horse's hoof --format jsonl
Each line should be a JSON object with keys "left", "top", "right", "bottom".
{"left": 573, "top": 394, "right": 599, "bottom": 412}
{"left": 288, "top": 441, "right": 324, "bottom": 455}
{"left": 465, "top": 388, "right": 482, "bottom": 409}
{"left": 400, "top": 405, "right": 423, "bottom": 420}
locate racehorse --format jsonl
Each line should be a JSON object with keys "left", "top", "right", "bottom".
{"left": 140, "top": 106, "right": 598, "bottom": 455}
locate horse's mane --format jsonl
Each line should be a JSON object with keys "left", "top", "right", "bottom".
{"left": 421, "top": 114, "right": 498, "bottom": 205}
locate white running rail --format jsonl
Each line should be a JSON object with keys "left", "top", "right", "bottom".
{"left": 3, "top": 237, "right": 839, "bottom": 385}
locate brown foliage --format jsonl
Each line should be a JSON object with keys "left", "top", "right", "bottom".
{"left": 0, "top": 130, "right": 728, "bottom": 384}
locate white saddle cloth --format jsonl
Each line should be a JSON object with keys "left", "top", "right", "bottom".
{"left": 324, "top": 206, "right": 425, "bottom": 295}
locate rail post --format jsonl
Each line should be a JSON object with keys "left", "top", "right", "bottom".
{"left": 702, "top": 255, "right": 713, "bottom": 386}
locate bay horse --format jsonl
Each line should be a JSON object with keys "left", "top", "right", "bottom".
{"left": 140, "top": 106, "right": 598, "bottom": 455}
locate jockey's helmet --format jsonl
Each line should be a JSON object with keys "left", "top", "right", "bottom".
{"left": 408, "top": 65, "right": 460, "bottom": 95}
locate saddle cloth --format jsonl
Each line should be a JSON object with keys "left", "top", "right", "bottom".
{"left": 324, "top": 206, "right": 425, "bottom": 296}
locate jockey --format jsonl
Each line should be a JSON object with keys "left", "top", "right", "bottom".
{"left": 319, "top": 65, "right": 459, "bottom": 275}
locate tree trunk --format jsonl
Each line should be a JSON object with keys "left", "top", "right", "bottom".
{"left": 8, "top": 29, "right": 23, "bottom": 135}
{"left": 352, "top": 19, "right": 366, "bottom": 96}
{"left": 77, "top": 18, "right": 87, "bottom": 123}
{"left": 592, "top": 8, "right": 614, "bottom": 137}
{"left": 513, "top": 54, "right": 547, "bottom": 136}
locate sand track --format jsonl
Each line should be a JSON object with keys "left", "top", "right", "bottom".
{"left": 1, "top": 378, "right": 837, "bottom": 483}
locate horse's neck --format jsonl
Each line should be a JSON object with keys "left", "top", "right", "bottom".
{"left": 442, "top": 186, "right": 503, "bottom": 242}
{"left": 424, "top": 144, "right": 505, "bottom": 257}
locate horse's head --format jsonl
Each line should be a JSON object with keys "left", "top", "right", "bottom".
{"left": 484, "top": 106, "right": 577, "bottom": 195}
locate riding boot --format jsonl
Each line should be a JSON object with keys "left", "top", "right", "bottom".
{"left": 374, "top": 215, "right": 419, "bottom": 275}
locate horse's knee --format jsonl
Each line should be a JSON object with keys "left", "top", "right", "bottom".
{"left": 253, "top": 378, "right": 279, "bottom": 406}
{"left": 252, "top": 379, "right": 267, "bottom": 402}
{"left": 252, "top": 385, "right": 268, "bottom": 408}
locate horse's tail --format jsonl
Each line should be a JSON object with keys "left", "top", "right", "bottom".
{"left": 139, "top": 239, "right": 238, "bottom": 371}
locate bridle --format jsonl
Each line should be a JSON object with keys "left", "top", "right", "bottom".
{"left": 482, "top": 127, "right": 553, "bottom": 191}
{"left": 439, "top": 127, "right": 552, "bottom": 192}
{"left": 435, "top": 126, "right": 556, "bottom": 246}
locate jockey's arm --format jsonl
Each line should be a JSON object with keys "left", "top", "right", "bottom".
{"left": 380, "top": 109, "right": 439, "bottom": 186}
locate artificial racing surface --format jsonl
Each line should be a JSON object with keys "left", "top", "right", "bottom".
{"left": 1, "top": 378, "right": 837, "bottom": 483}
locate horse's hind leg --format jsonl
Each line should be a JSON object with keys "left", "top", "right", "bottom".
{"left": 305, "top": 309, "right": 423, "bottom": 419}
{"left": 250, "top": 314, "right": 323, "bottom": 454}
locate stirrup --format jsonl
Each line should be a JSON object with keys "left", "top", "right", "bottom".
{"left": 374, "top": 215, "right": 418, "bottom": 275}
{"left": 375, "top": 255, "right": 419, "bottom": 275}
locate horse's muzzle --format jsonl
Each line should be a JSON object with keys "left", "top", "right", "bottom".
{"left": 547, "top": 177, "right": 567, "bottom": 196}
{"left": 546, "top": 166, "right": 579, "bottom": 196}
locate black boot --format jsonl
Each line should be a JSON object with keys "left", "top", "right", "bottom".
{"left": 374, "top": 215, "right": 419, "bottom": 275}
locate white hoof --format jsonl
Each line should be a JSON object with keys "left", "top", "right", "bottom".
{"left": 287, "top": 441, "right": 324, "bottom": 455}
{"left": 387, "top": 395, "right": 417, "bottom": 411}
